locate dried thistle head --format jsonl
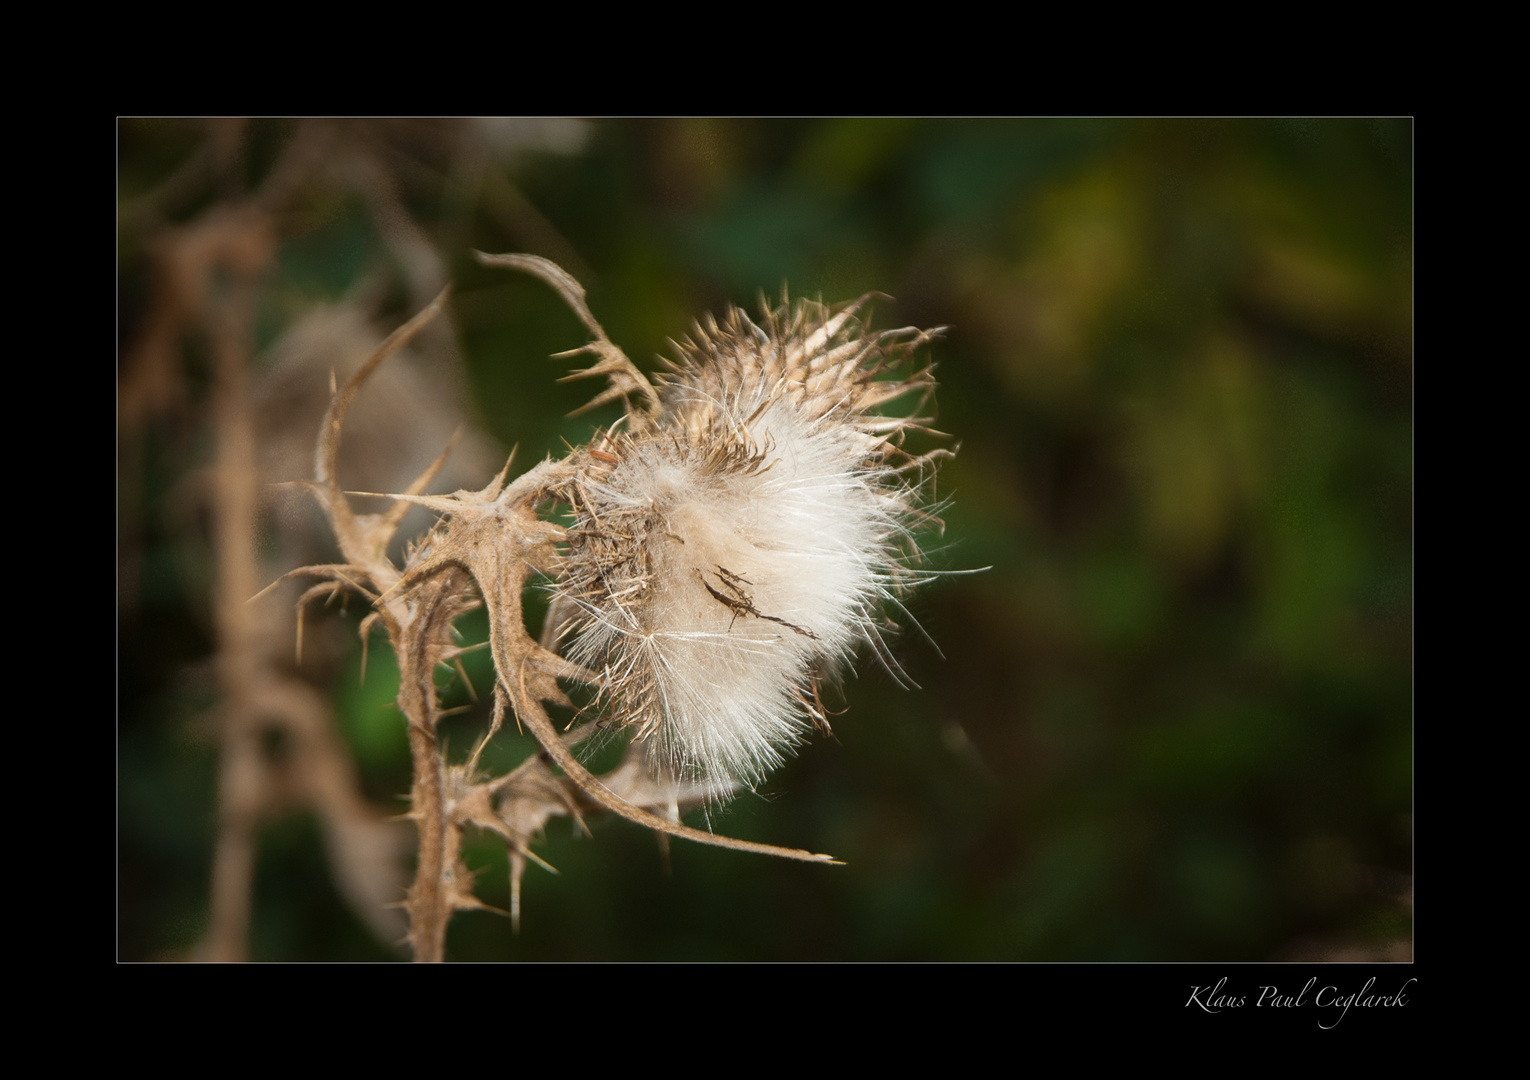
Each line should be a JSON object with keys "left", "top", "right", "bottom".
{"left": 291, "top": 255, "right": 957, "bottom": 953}
{"left": 554, "top": 295, "right": 946, "bottom": 793}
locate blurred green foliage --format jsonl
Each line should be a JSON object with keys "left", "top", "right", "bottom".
{"left": 119, "top": 118, "right": 1410, "bottom": 961}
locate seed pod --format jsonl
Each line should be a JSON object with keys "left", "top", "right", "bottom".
{"left": 555, "top": 298, "right": 943, "bottom": 793}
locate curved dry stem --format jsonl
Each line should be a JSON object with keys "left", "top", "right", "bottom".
{"left": 315, "top": 285, "right": 452, "bottom": 574}
{"left": 508, "top": 665, "right": 840, "bottom": 865}
{"left": 474, "top": 251, "right": 660, "bottom": 421}
{"left": 473, "top": 253, "right": 604, "bottom": 344}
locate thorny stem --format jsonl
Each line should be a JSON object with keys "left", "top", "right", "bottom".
{"left": 398, "top": 572, "right": 468, "bottom": 962}
{"left": 305, "top": 287, "right": 463, "bottom": 960}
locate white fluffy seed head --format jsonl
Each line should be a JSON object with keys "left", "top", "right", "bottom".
{"left": 555, "top": 297, "right": 942, "bottom": 794}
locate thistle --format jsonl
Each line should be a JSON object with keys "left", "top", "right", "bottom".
{"left": 290, "top": 253, "right": 953, "bottom": 957}
{"left": 556, "top": 296, "right": 946, "bottom": 794}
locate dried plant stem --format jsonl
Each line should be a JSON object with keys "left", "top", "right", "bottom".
{"left": 399, "top": 566, "right": 483, "bottom": 961}
{"left": 176, "top": 203, "right": 411, "bottom": 960}
{"left": 204, "top": 210, "right": 273, "bottom": 962}
{"left": 406, "top": 734, "right": 448, "bottom": 961}
{"left": 307, "top": 291, "right": 462, "bottom": 960}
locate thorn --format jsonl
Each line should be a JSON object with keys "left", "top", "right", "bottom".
{"left": 524, "top": 848, "right": 559, "bottom": 875}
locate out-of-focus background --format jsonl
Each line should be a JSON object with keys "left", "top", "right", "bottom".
{"left": 118, "top": 118, "right": 1411, "bottom": 961}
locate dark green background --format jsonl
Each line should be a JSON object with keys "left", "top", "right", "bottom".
{"left": 119, "top": 118, "right": 1411, "bottom": 961}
